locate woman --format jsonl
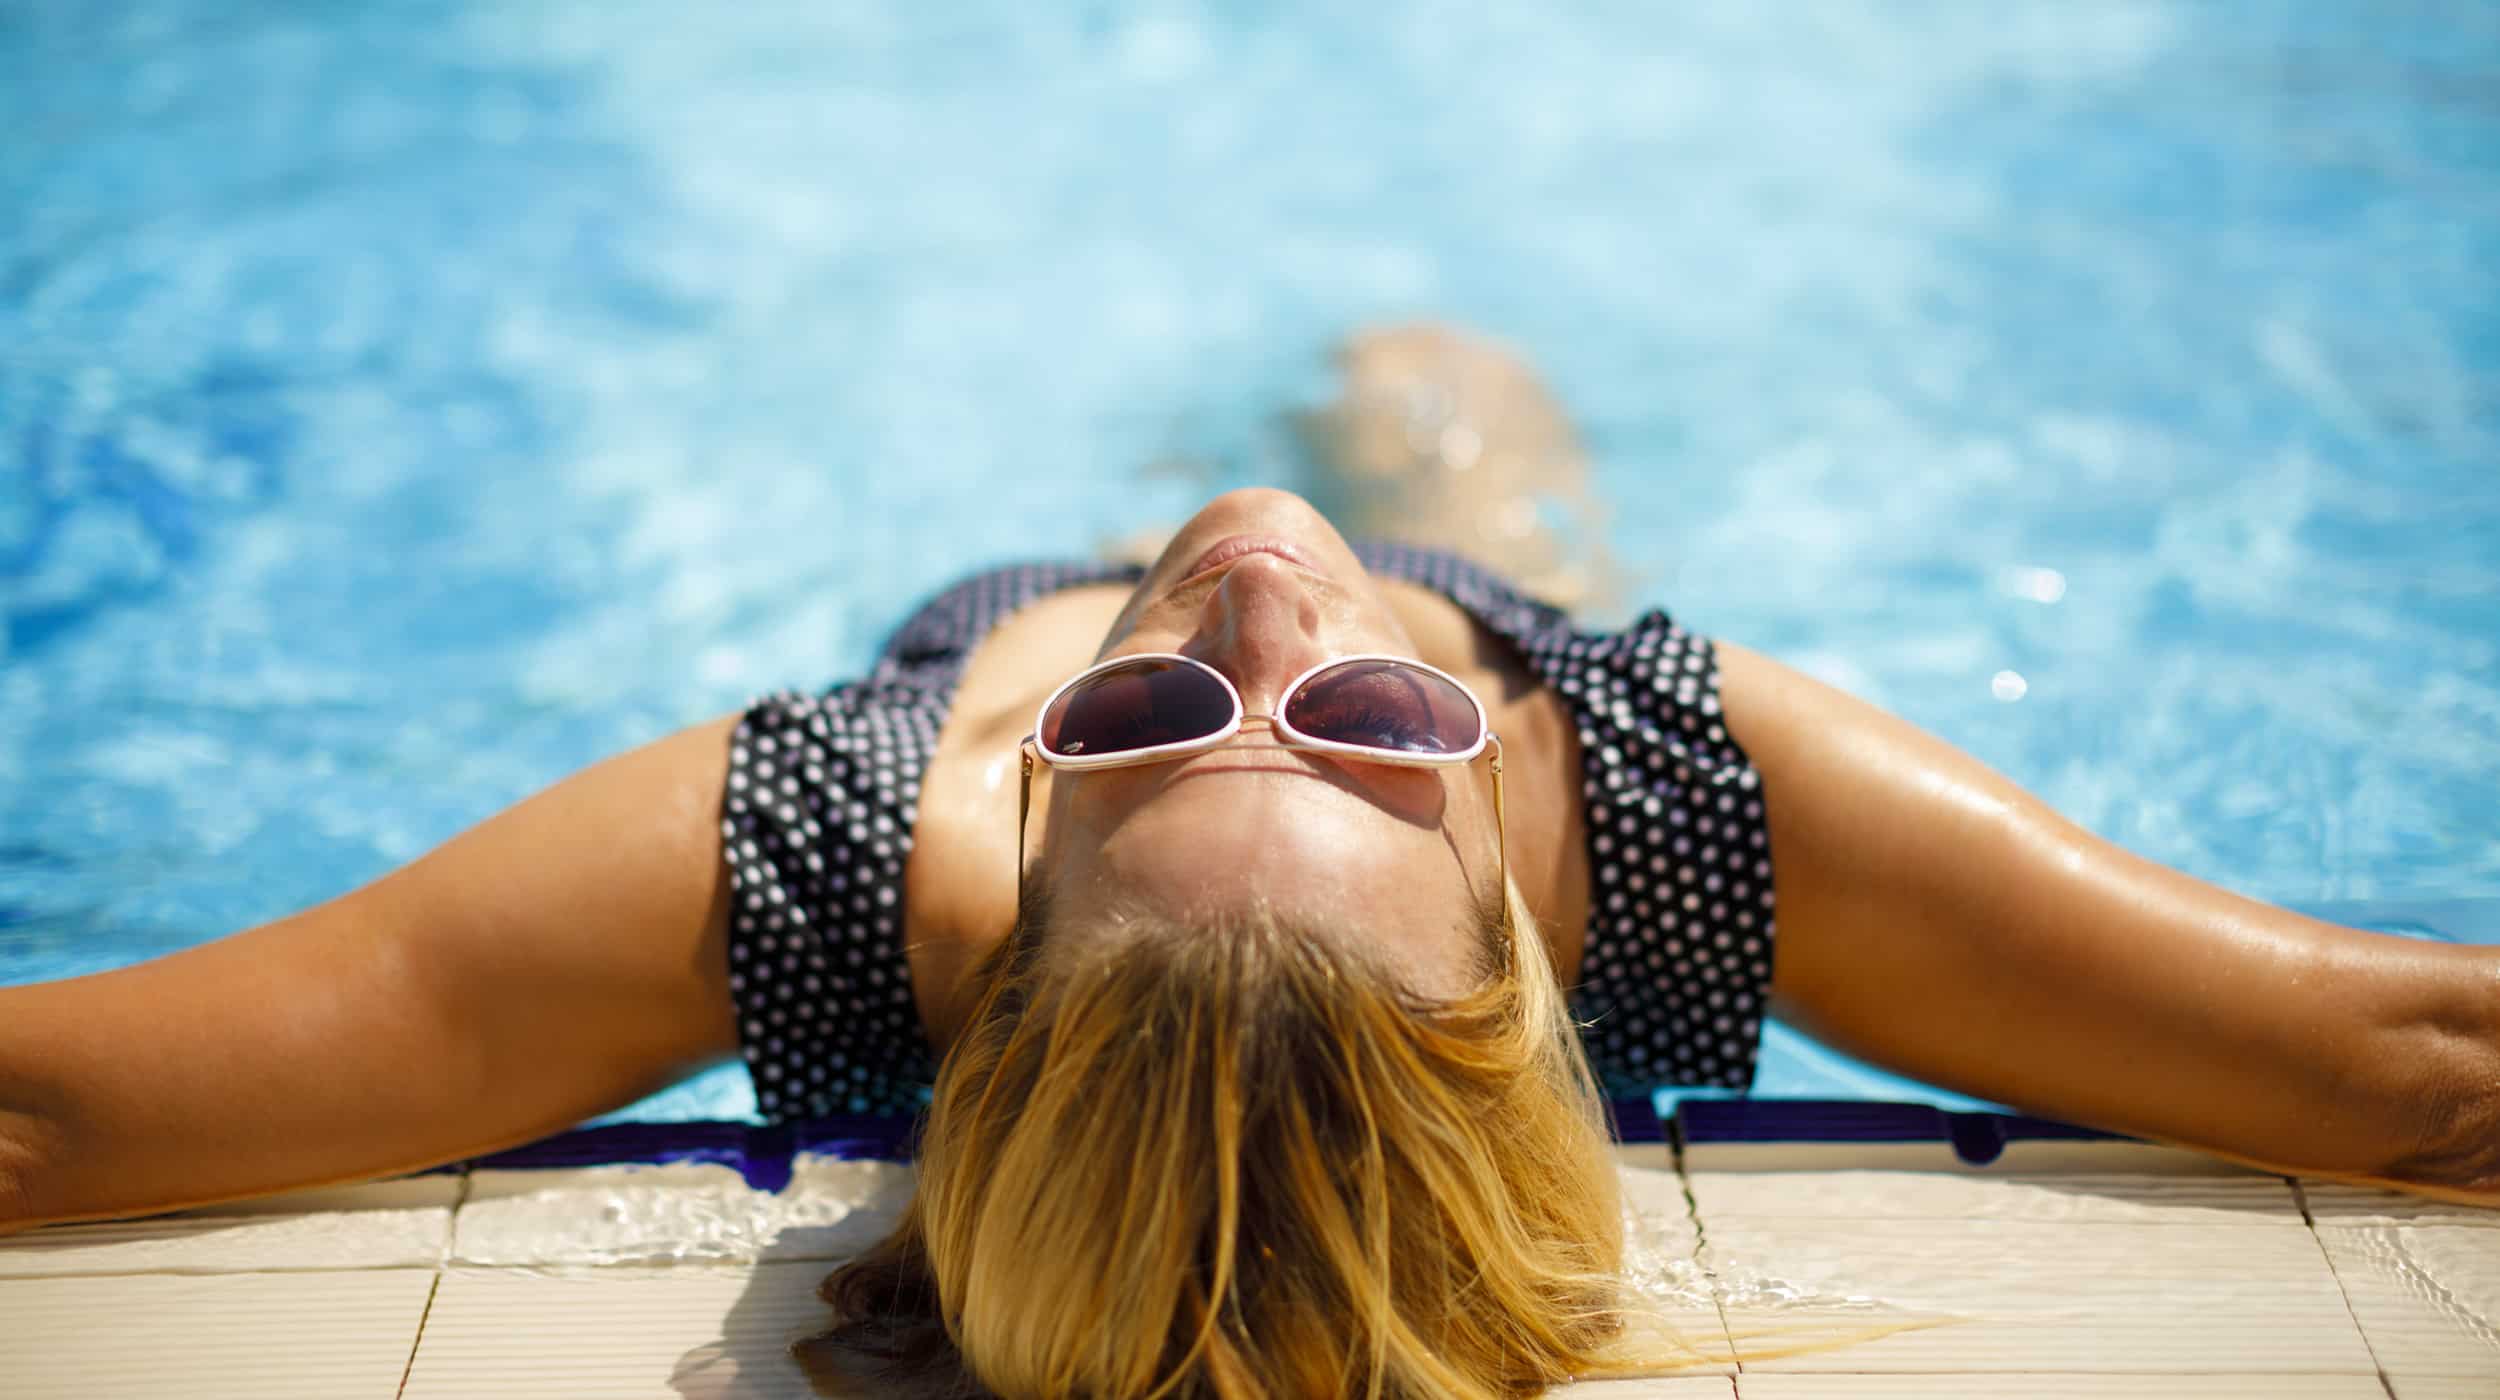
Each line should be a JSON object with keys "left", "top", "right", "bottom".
{"left": 2, "top": 326, "right": 2494, "bottom": 1396}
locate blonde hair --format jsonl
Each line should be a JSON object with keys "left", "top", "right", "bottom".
{"left": 796, "top": 880, "right": 1726, "bottom": 1398}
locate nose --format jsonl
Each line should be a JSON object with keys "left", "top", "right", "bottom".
{"left": 1186, "top": 554, "right": 1327, "bottom": 712}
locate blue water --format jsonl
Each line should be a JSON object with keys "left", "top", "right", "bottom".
{"left": 4, "top": 2, "right": 2495, "bottom": 1125}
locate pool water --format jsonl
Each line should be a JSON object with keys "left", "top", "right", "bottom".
{"left": 3, "top": 2, "right": 2494, "bottom": 1125}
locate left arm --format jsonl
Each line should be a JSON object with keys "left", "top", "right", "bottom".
{"left": 1715, "top": 641, "right": 2500, "bottom": 1204}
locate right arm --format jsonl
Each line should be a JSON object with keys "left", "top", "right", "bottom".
{"left": 0, "top": 713, "right": 749, "bottom": 1230}
{"left": 1716, "top": 643, "right": 2500, "bottom": 1205}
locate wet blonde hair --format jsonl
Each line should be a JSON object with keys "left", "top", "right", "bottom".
{"left": 795, "top": 880, "right": 1720, "bottom": 1398}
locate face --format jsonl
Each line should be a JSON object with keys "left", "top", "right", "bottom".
{"left": 1030, "top": 488, "right": 1500, "bottom": 995}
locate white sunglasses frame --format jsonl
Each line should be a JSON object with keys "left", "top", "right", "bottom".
{"left": 1023, "top": 651, "right": 1494, "bottom": 772}
{"left": 1014, "top": 651, "right": 1510, "bottom": 941}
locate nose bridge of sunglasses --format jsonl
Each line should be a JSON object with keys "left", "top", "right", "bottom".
{"left": 1035, "top": 654, "right": 1491, "bottom": 765}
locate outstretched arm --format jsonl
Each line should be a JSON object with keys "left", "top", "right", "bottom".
{"left": 1716, "top": 642, "right": 2500, "bottom": 1204}
{"left": 0, "top": 714, "right": 748, "bottom": 1230}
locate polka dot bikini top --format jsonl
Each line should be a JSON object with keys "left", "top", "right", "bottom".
{"left": 721, "top": 541, "right": 1777, "bottom": 1119}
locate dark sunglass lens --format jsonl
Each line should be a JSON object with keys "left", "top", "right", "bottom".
{"left": 1284, "top": 660, "right": 1481, "bottom": 754}
{"left": 1040, "top": 659, "right": 1234, "bottom": 757}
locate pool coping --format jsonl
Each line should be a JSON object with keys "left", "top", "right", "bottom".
{"left": 12, "top": 1097, "right": 2493, "bottom": 1397}
{"left": 443, "top": 1097, "right": 2135, "bottom": 1186}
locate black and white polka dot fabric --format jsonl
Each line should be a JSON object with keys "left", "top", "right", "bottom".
{"left": 719, "top": 544, "right": 1776, "bottom": 1119}
{"left": 1350, "top": 543, "right": 1777, "bottom": 1096}
{"left": 720, "top": 559, "right": 1136, "bottom": 1117}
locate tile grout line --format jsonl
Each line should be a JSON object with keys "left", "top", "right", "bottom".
{"left": 394, "top": 1271, "right": 444, "bottom": 1400}
{"left": 396, "top": 1169, "right": 472, "bottom": 1400}
{"left": 1668, "top": 1119, "right": 1743, "bottom": 1386}
{"left": 2290, "top": 1177, "right": 2396, "bottom": 1400}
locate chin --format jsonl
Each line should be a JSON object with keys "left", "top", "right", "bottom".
{"left": 1165, "top": 489, "right": 1354, "bottom": 575}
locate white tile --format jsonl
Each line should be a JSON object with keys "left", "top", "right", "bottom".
{"left": 1621, "top": 1163, "right": 1703, "bottom": 1259}
{"left": 1699, "top": 1219, "right": 2376, "bottom": 1374}
{"left": 450, "top": 1156, "right": 913, "bottom": 1266}
{"left": 1607, "top": 1306, "right": 1741, "bottom": 1379}
{"left": 2301, "top": 1180, "right": 2500, "bottom": 1230}
{"left": 1688, "top": 1168, "right": 2302, "bottom": 1227}
{"left": 453, "top": 1157, "right": 1699, "bottom": 1273}
{"left": 401, "top": 1262, "right": 1741, "bottom": 1399}
{"left": 0, "top": 1175, "right": 461, "bottom": 1276}
{"left": 1976, "top": 1142, "right": 2289, "bottom": 1177}
{"left": 401, "top": 1262, "right": 828, "bottom": 1399}
{"left": 2387, "top": 1378, "right": 2500, "bottom": 1400}
{"left": 775, "top": 1155, "right": 918, "bottom": 1260}
{"left": 2315, "top": 1223, "right": 2500, "bottom": 1381}
{"left": 430, "top": 1158, "right": 1736, "bottom": 1386}
{"left": 1681, "top": 1140, "right": 2266, "bottom": 1177}
{"left": 1615, "top": 1163, "right": 1736, "bottom": 1375}
{"left": 1734, "top": 1376, "right": 2385, "bottom": 1397}
{"left": 1553, "top": 1377, "right": 1734, "bottom": 1397}
{"left": 0, "top": 1267, "right": 435, "bottom": 1398}
{"left": 1682, "top": 1142, "right": 1970, "bottom": 1174}
{"left": 1613, "top": 1141, "right": 1679, "bottom": 1173}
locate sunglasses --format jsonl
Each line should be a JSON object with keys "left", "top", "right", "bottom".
{"left": 1015, "top": 652, "right": 1509, "bottom": 936}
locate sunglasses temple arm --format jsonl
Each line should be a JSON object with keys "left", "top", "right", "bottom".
{"left": 1016, "top": 738, "right": 1037, "bottom": 907}
{"left": 1488, "top": 735, "right": 1509, "bottom": 940}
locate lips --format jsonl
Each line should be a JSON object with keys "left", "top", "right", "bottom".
{"left": 1181, "top": 534, "right": 1324, "bottom": 582}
